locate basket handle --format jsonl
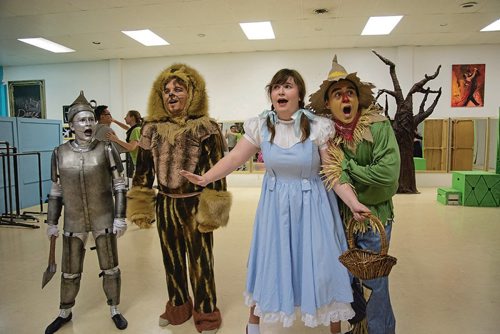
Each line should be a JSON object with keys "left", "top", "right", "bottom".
{"left": 346, "top": 214, "right": 389, "bottom": 256}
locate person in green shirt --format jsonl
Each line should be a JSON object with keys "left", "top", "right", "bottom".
{"left": 309, "top": 55, "right": 400, "bottom": 334}
{"left": 106, "top": 109, "right": 143, "bottom": 178}
{"left": 225, "top": 124, "right": 242, "bottom": 151}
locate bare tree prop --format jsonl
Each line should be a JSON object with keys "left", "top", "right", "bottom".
{"left": 372, "top": 50, "right": 442, "bottom": 193}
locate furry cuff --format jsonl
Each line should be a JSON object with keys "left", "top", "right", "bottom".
{"left": 160, "top": 298, "right": 193, "bottom": 325}
{"left": 192, "top": 307, "right": 221, "bottom": 332}
{"left": 126, "top": 186, "right": 156, "bottom": 229}
{"left": 196, "top": 188, "right": 232, "bottom": 233}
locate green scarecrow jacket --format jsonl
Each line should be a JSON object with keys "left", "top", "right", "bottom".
{"left": 323, "top": 105, "right": 401, "bottom": 228}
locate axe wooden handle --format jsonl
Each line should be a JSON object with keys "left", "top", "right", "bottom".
{"left": 48, "top": 235, "right": 56, "bottom": 265}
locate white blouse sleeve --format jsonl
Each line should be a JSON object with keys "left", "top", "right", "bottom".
{"left": 243, "top": 117, "right": 262, "bottom": 148}
{"left": 311, "top": 116, "right": 334, "bottom": 150}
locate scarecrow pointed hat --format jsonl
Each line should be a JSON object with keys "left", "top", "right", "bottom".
{"left": 67, "top": 90, "right": 94, "bottom": 122}
{"left": 308, "top": 55, "right": 375, "bottom": 115}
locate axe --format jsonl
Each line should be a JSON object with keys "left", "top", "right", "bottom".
{"left": 42, "top": 235, "right": 57, "bottom": 289}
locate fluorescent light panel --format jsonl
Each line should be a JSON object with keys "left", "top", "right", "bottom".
{"left": 240, "top": 21, "right": 275, "bottom": 40}
{"left": 361, "top": 16, "right": 403, "bottom": 35}
{"left": 18, "top": 38, "right": 74, "bottom": 53}
{"left": 122, "top": 29, "right": 169, "bottom": 46}
{"left": 481, "top": 18, "right": 500, "bottom": 31}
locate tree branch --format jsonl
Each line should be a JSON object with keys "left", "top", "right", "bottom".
{"left": 372, "top": 49, "right": 404, "bottom": 103}
{"left": 409, "top": 65, "right": 441, "bottom": 95}
{"left": 414, "top": 87, "right": 442, "bottom": 125}
{"left": 376, "top": 89, "right": 396, "bottom": 99}
{"left": 384, "top": 95, "right": 390, "bottom": 119}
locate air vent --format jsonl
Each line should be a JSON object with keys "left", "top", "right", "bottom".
{"left": 460, "top": 2, "right": 478, "bottom": 8}
{"left": 313, "top": 8, "right": 329, "bottom": 15}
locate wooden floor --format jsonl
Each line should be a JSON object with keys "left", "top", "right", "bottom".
{"left": 0, "top": 187, "right": 499, "bottom": 334}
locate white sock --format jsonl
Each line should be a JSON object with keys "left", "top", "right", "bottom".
{"left": 247, "top": 323, "right": 260, "bottom": 334}
{"left": 110, "top": 305, "right": 121, "bottom": 317}
{"left": 58, "top": 308, "right": 71, "bottom": 318}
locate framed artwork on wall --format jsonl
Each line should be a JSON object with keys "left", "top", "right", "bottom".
{"left": 451, "top": 64, "right": 485, "bottom": 107}
{"left": 62, "top": 105, "right": 70, "bottom": 123}
{"left": 8, "top": 80, "right": 46, "bottom": 118}
{"left": 62, "top": 124, "right": 74, "bottom": 141}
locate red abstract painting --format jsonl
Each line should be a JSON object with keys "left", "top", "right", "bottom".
{"left": 451, "top": 64, "right": 485, "bottom": 107}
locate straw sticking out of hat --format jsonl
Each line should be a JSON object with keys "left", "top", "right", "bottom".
{"left": 308, "top": 55, "right": 375, "bottom": 115}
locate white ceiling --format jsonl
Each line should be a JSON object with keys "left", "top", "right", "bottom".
{"left": 1, "top": 0, "right": 499, "bottom": 67}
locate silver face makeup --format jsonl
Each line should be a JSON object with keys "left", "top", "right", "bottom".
{"left": 70, "top": 111, "right": 96, "bottom": 144}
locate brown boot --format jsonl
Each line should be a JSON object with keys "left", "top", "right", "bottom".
{"left": 159, "top": 298, "right": 193, "bottom": 327}
{"left": 192, "top": 307, "right": 221, "bottom": 333}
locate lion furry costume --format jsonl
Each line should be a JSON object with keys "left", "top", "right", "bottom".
{"left": 127, "top": 64, "right": 230, "bottom": 333}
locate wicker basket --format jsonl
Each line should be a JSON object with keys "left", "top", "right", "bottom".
{"left": 339, "top": 214, "right": 397, "bottom": 280}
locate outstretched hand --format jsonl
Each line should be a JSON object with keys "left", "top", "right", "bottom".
{"left": 180, "top": 170, "right": 209, "bottom": 187}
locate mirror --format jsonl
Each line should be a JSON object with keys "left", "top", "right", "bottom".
{"left": 218, "top": 121, "right": 250, "bottom": 172}
{"left": 487, "top": 117, "right": 499, "bottom": 171}
{"left": 473, "top": 119, "right": 488, "bottom": 170}
{"left": 422, "top": 117, "right": 498, "bottom": 172}
{"left": 218, "top": 120, "right": 267, "bottom": 173}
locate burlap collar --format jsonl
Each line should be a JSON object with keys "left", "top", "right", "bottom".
{"left": 330, "top": 105, "right": 386, "bottom": 153}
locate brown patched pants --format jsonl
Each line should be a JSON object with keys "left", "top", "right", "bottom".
{"left": 156, "top": 193, "right": 221, "bottom": 332}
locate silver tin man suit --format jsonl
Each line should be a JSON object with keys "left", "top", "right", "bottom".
{"left": 47, "top": 139, "right": 127, "bottom": 309}
{"left": 52, "top": 140, "right": 125, "bottom": 232}
{"left": 44, "top": 91, "right": 128, "bottom": 333}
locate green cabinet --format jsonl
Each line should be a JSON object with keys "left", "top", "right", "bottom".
{"left": 452, "top": 171, "right": 500, "bottom": 207}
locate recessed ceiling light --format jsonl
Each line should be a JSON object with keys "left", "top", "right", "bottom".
{"left": 198, "top": 33, "right": 206, "bottom": 38}
{"left": 361, "top": 16, "right": 403, "bottom": 35}
{"left": 122, "top": 29, "right": 169, "bottom": 46}
{"left": 92, "top": 41, "right": 101, "bottom": 45}
{"left": 481, "top": 18, "right": 500, "bottom": 31}
{"left": 239, "top": 21, "right": 275, "bottom": 40}
{"left": 17, "top": 38, "right": 75, "bottom": 53}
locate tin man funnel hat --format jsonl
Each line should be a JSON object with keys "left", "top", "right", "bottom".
{"left": 67, "top": 91, "right": 94, "bottom": 122}
{"left": 308, "top": 55, "right": 375, "bottom": 115}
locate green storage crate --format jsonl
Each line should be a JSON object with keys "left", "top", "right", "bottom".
{"left": 414, "top": 157, "right": 427, "bottom": 171}
{"left": 452, "top": 171, "right": 500, "bottom": 207}
{"left": 436, "top": 187, "right": 461, "bottom": 205}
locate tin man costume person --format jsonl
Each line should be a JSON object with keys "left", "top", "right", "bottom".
{"left": 126, "top": 64, "right": 230, "bottom": 334}
{"left": 309, "top": 56, "right": 400, "bottom": 334}
{"left": 44, "top": 91, "right": 128, "bottom": 334}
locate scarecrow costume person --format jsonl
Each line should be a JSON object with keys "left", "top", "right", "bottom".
{"left": 127, "top": 64, "right": 230, "bottom": 334}
{"left": 309, "top": 56, "right": 400, "bottom": 334}
{"left": 44, "top": 91, "right": 128, "bottom": 334}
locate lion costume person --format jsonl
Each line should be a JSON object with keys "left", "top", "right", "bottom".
{"left": 309, "top": 56, "right": 400, "bottom": 334}
{"left": 127, "top": 64, "right": 230, "bottom": 333}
